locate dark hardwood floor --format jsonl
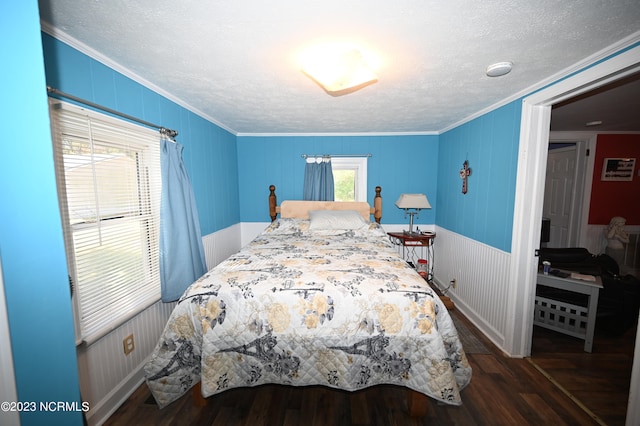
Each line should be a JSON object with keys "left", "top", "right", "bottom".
{"left": 530, "top": 318, "right": 637, "bottom": 426}
{"left": 104, "top": 310, "right": 635, "bottom": 425}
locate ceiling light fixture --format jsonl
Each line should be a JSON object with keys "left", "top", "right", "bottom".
{"left": 486, "top": 61, "right": 513, "bottom": 77}
{"left": 300, "top": 44, "right": 378, "bottom": 96}
{"left": 585, "top": 120, "right": 603, "bottom": 127}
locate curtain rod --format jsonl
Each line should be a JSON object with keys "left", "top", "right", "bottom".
{"left": 301, "top": 154, "right": 372, "bottom": 159}
{"left": 46, "top": 86, "right": 178, "bottom": 138}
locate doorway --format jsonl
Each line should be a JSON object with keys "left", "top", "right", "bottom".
{"left": 535, "top": 139, "right": 632, "bottom": 426}
{"left": 509, "top": 44, "right": 640, "bottom": 424}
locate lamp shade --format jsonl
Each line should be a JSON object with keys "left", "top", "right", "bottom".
{"left": 395, "top": 194, "right": 431, "bottom": 209}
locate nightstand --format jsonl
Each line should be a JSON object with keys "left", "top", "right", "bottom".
{"left": 387, "top": 231, "right": 453, "bottom": 310}
{"left": 387, "top": 231, "right": 435, "bottom": 283}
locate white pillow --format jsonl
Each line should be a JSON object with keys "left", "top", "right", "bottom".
{"left": 308, "top": 210, "right": 367, "bottom": 230}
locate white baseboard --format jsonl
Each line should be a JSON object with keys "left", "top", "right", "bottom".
{"left": 434, "top": 275, "right": 510, "bottom": 357}
{"left": 87, "top": 361, "right": 147, "bottom": 426}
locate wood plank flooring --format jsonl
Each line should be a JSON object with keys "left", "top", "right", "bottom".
{"left": 530, "top": 319, "right": 636, "bottom": 426}
{"left": 104, "top": 310, "right": 634, "bottom": 426}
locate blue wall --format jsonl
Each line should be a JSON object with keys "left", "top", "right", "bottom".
{"left": 40, "top": 31, "right": 524, "bottom": 257}
{"left": 41, "top": 34, "right": 240, "bottom": 235}
{"left": 1, "top": 2, "right": 83, "bottom": 425}
{"left": 236, "top": 101, "right": 522, "bottom": 253}
{"left": 237, "top": 135, "right": 439, "bottom": 225}
{"left": 0, "top": 7, "right": 524, "bottom": 425}
{"left": 436, "top": 101, "right": 522, "bottom": 252}
{"left": 0, "top": 23, "right": 241, "bottom": 424}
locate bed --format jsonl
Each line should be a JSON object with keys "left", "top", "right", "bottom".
{"left": 144, "top": 185, "right": 471, "bottom": 414}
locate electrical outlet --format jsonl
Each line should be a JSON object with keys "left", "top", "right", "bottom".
{"left": 451, "top": 279, "right": 457, "bottom": 289}
{"left": 123, "top": 334, "right": 135, "bottom": 355}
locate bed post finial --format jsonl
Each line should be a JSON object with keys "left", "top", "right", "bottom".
{"left": 269, "top": 185, "right": 277, "bottom": 221}
{"left": 374, "top": 186, "right": 382, "bottom": 224}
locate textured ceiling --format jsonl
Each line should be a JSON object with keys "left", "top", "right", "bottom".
{"left": 550, "top": 71, "right": 640, "bottom": 132}
{"left": 38, "top": 0, "right": 640, "bottom": 135}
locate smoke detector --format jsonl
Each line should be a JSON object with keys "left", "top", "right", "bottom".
{"left": 486, "top": 62, "right": 513, "bottom": 77}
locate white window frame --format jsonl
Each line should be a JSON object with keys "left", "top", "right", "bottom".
{"left": 331, "top": 157, "right": 368, "bottom": 202}
{"left": 49, "top": 100, "right": 161, "bottom": 345}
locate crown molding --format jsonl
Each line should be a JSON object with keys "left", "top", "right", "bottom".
{"left": 40, "top": 21, "right": 238, "bottom": 136}
{"left": 439, "top": 31, "right": 640, "bottom": 134}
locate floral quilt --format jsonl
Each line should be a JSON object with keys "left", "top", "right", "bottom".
{"left": 145, "top": 219, "right": 472, "bottom": 408}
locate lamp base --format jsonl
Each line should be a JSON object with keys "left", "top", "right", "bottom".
{"left": 404, "top": 211, "right": 419, "bottom": 236}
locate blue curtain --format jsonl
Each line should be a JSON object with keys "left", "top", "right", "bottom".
{"left": 159, "top": 138, "right": 207, "bottom": 302}
{"left": 303, "top": 157, "right": 335, "bottom": 201}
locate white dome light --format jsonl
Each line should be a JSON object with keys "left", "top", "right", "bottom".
{"left": 486, "top": 62, "right": 513, "bottom": 77}
{"left": 299, "top": 43, "right": 379, "bottom": 96}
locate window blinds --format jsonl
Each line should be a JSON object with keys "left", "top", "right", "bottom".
{"left": 49, "top": 101, "right": 161, "bottom": 344}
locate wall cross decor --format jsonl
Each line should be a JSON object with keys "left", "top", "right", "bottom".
{"left": 459, "top": 160, "right": 471, "bottom": 194}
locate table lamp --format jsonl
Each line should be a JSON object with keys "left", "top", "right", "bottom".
{"left": 395, "top": 193, "right": 431, "bottom": 235}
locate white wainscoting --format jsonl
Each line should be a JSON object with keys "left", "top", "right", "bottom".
{"left": 80, "top": 224, "right": 242, "bottom": 426}
{"left": 203, "top": 223, "right": 242, "bottom": 270}
{"left": 584, "top": 224, "right": 606, "bottom": 254}
{"left": 240, "top": 222, "right": 271, "bottom": 248}
{"left": 78, "top": 300, "right": 176, "bottom": 426}
{"left": 431, "top": 226, "right": 510, "bottom": 351}
{"left": 622, "top": 231, "right": 640, "bottom": 277}
{"left": 584, "top": 224, "right": 640, "bottom": 276}
{"left": 80, "top": 222, "right": 516, "bottom": 424}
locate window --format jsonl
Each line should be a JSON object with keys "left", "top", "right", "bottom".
{"left": 331, "top": 157, "right": 368, "bottom": 201}
{"left": 49, "top": 101, "right": 161, "bottom": 344}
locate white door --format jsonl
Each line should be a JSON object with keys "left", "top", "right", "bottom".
{"left": 543, "top": 145, "right": 578, "bottom": 247}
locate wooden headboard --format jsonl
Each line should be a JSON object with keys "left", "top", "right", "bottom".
{"left": 268, "top": 185, "right": 382, "bottom": 223}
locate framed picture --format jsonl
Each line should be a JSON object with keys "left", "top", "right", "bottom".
{"left": 601, "top": 158, "right": 636, "bottom": 181}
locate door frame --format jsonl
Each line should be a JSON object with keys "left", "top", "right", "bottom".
{"left": 505, "top": 40, "right": 640, "bottom": 357}
{"left": 505, "top": 40, "right": 640, "bottom": 424}
{"left": 0, "top": 256, "right": 20, "bottom": 426}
